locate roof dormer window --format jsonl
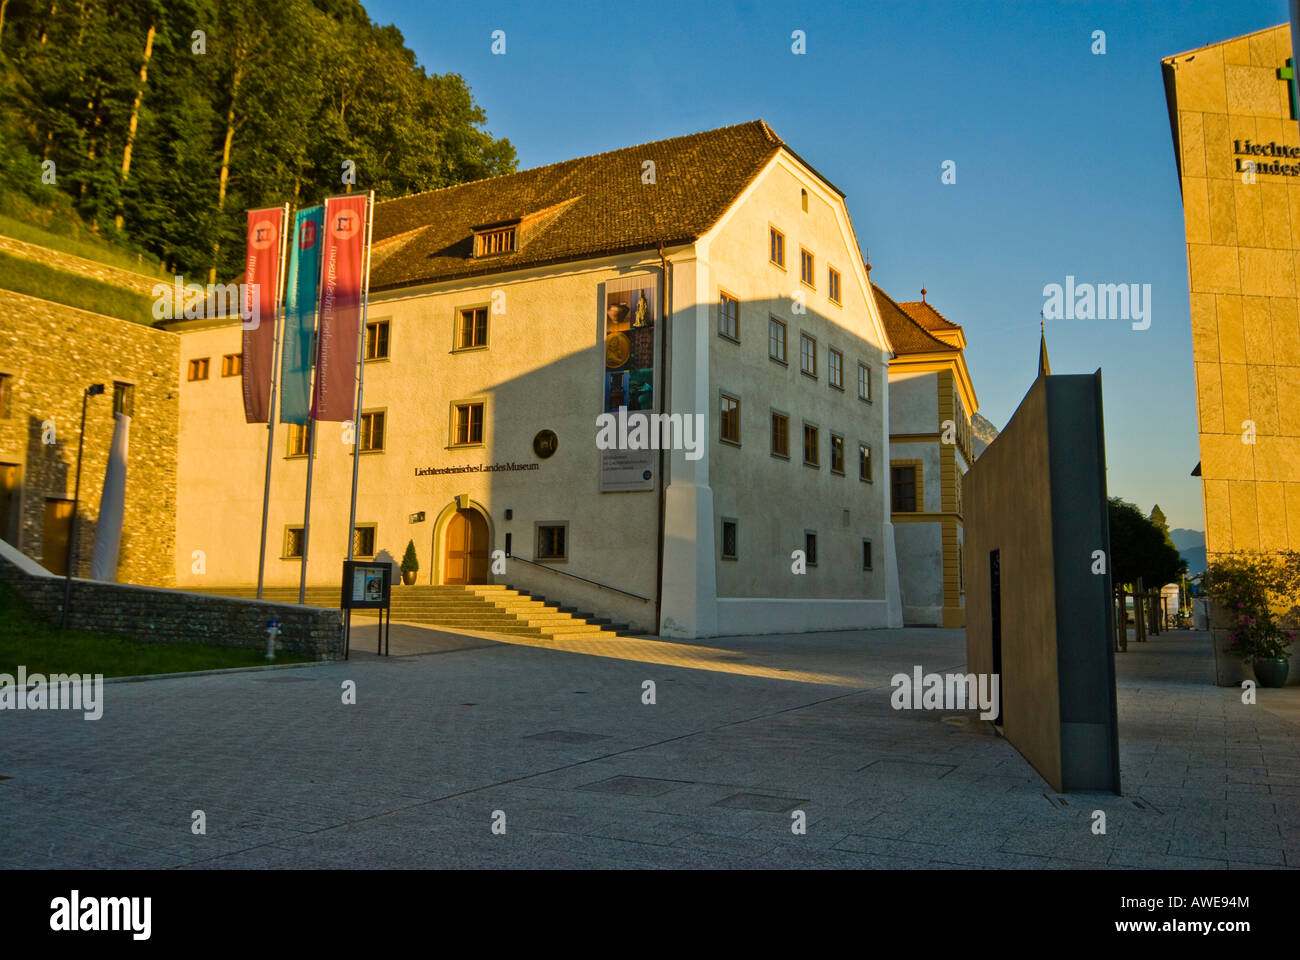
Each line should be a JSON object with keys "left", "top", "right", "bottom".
{"left": 473, "top": 223, "right": 517, "bottom": 257}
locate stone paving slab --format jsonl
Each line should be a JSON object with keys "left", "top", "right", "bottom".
{"left": 0, "top": 626, "right": 1296, "bottom": 869}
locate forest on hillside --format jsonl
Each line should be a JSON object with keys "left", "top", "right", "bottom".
{"left": 0, "top": 0, "right": 517, "bottom": 280}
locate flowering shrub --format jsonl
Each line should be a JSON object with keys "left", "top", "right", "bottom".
{"left": 1225, "top": 615, "right": 1294, "bottom": 662}
{"left": 1204, "top": 552, "right": 1299, "bottom": 663}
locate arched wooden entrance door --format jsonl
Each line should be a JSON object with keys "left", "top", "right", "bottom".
{"left": 442, "top": 509, "right": 488, "bottom": 584}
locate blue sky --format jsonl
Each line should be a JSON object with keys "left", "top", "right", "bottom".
{"left": 366, "top": 0, "right": 1294, "bottom": 532}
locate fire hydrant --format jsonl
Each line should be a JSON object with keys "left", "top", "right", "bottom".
{"left": 265, "top": 619, "right": 281, "bottom": 661}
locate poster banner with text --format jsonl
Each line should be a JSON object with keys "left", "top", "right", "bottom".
{"left": 311, "top": 195, "right": 368, "bottom": 422}
{"left": 600, "top": 274, "right": 658, "bottom": 492}
{"left": 240, "top": 206, "right": 284, "bottom": 423}
{"left": 280, "top": 205, "right": 323, "bottom": 425}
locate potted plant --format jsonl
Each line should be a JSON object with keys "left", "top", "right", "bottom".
{"left": 1204, "top": 551, "right": 1299, "bottom": 687}
{"left": 1228, "top": 613, "right": 1293, "bottom": 687}
{"left": 400, "top": 540, "right": 419, "bottom": 586}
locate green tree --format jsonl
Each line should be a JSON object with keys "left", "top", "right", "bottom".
{"left": 0, "top": 0, "right": 516, "bottom": 279}
{"left": 1109, "top": 497, "right": 1187, "bottom": 649}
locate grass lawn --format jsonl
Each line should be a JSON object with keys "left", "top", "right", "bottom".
{"left": 0, "top": 249, "right": 157, "bottom": 325}
{"left": 0, "top": 211, "right": 167, "bottom": 278}
{"left": 0, "top": 585, "right": 312, "bottom": 678}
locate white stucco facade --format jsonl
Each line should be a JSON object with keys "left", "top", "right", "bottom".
{"left": 169, "top": 142, "right": 903, "bottom": 638}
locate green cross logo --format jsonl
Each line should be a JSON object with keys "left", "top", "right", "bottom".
{"left": 1279, "top": 58, "right": 1298, "bottom": 120}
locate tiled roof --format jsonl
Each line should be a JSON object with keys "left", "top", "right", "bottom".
{"left": 897, "top": 298, "right": 960, "bottom": 331}
{"left": 368, "top": 120, "right": 786, "bottom": 291}
{"left": 871, "top": 284, "right": 958, "bottom": 355}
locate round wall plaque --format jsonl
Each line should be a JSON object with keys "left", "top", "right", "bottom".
{"left": 533, "top": 429, "right": 558, "bottom": 459}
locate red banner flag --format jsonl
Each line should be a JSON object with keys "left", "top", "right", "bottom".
{"left": 311, "top": 195, "right": 369, "bottom": 422}
{"left": 241, "top": 206, "right": 285, "bottom": 423}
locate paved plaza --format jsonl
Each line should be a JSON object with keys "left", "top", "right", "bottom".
{"left": 1, "top": 624, "right": 1297, "bottom": 869}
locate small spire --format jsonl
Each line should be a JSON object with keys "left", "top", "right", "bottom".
{"left": 864, "top": 248, "right": 871, "bottom": 273}
{"left": 920, "top": 287, "right": 927, "bottom": 303}
{"left": 1038, "top": 321, "right": 1051, "bottom": 378}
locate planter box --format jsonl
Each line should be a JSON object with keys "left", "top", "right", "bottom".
{"left": 1209, "top": 627, "right": 1254, "bottom": 687}
{"left": 1209, "top": 601, "right": 1253, "bottom": 687}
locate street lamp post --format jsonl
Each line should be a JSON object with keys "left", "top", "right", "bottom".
{"left": 60, "top": 383, "right": 104, "bottom": 629}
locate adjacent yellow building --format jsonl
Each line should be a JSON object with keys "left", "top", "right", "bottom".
{"left": 871, "top": 283, "right": 978, "bottom": 627}
{"left": 1163, "top": 23, "right": 1300, "bottom": 557}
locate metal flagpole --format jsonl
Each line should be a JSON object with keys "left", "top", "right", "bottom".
{"left": 256, "top": 203, "right": 291, "bottom": 601}
{"left": 299, "top": 209, "right": 327, "bottom": 605}
{"left": 299, "top": 358, "right": 318, "bottom": 604}
{"left": 345, "top": 190, "right": 375, "bottom": 563}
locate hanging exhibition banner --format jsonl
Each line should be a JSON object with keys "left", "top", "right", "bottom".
{"left": 599, "top": 274, "right": 658, "bottom": 492}
{"left": 311, "top": 194, "right": 369, "bottom": 422}
{"left": 241, "top": 206, "right": 285, "bottom": 423}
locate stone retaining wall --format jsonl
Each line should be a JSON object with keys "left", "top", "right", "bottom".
{"left": 0, "top": 544, "right": 343, "bottom": 660}
{"left": 0, "top": 289, "right": 177, "bottom": 586}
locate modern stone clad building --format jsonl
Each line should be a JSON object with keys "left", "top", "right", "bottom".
{"left": 166, "top": 121, "right": 905, "bottom": 638}
{"left": 872, "top": 284, "right": 978, "bottom": 627}
{"left": 1163, "top": 23, "right": 1300, "bottom": 557}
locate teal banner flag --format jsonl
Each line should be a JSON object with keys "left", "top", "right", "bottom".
{"left": 280, "top": 205, "right": 323, "bottom": 425}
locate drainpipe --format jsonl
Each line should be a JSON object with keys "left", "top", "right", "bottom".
{"left": 654, "top": 242, "right": 671, "bottom": 635}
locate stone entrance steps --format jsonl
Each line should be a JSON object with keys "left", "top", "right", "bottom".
{"left": 194, "top": 584, "right": 630, "bottom": 641}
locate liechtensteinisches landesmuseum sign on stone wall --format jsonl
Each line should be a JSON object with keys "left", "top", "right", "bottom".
{"left": 1233, "top": 138, "right": 1300, "bottom": 177}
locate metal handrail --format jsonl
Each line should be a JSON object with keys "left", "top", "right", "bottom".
{"left": 505, "top": 555, "right": 652, "bottom": 603}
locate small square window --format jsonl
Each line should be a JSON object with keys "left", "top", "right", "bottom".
{"left": 800, "top": 248, "right": 814, "bottom": 287}
{"left": 828, "top": 348, "right": 843, "bottom": 389}
{"left": 720, "top": 394, "right": 740, "bottom": 444}
{"left": 858, "top": 362, "right": 872, "bottom": 402}
{"left": 829, "top": 267, "right": 842, "bottom": 305}
{"left": 187, "top": 357, "right": 210, "bottom": 381}
{"left": 284, "top": 526, "right": 305, "bottom": 559}
{"left": 804, "top": 531, "right": 818, "bottom": 566}
{"left": 453, "top": 402, "right": 485, "bottom": 445}
{"left": 721, "top": 519, "right": 738, "bottom": 560}
{"left": 771, "top": 412, "right": 789, "bottom": 458}
{"left": 769, "top": 317, "right": 787, "bottom": 363}
{"left": 800, "top": 333, "right": 817, "bottom": 377}
{"left": 352, "top": 525, "right": 376, "bottom": 558}
{"left": 803, "top": 423, "right": 819, "bottom": 467}
{"left": 770, "top": 227, "right": 785, "bottom": 268}
{"left": 475, "top": 227, "right": 516, "bottom": 256}
{"left": 457, "top": 308, "right": 488, "bottom": 349}
{"left": 859, "top": 443, "right": 873, "bottom": 482}
{"left": 365, "top": 320, "right": 390, "bottom": 360}
{"left": 719, "top": 291, "right": 739, "bottom": 341}
{"left": 830, "top": 434, "right": 845, "bottom": 474}
{"left": 537, "top": 523, "right": 567, "bottom": 560}
{"left": 359, "top": 411, "right": 385, "bottom": 452}
{"left": 892, "top": 464, "right": 919, "bottom": 512}
{"left": 863, "top": 539, "right": 873, "bottom": 571}
{"left": 112, "top": 381, "right": 134, "bottom": 418}
{"left": 286, "top": 422, "right": 313, "bottom": 458}
{"left": 221, "top": 354, "right": 242, "bottom": 377}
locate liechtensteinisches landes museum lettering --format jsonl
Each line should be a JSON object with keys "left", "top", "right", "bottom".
{"left": 1233, "top": 138, "right": 1300, "bottom": 175}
